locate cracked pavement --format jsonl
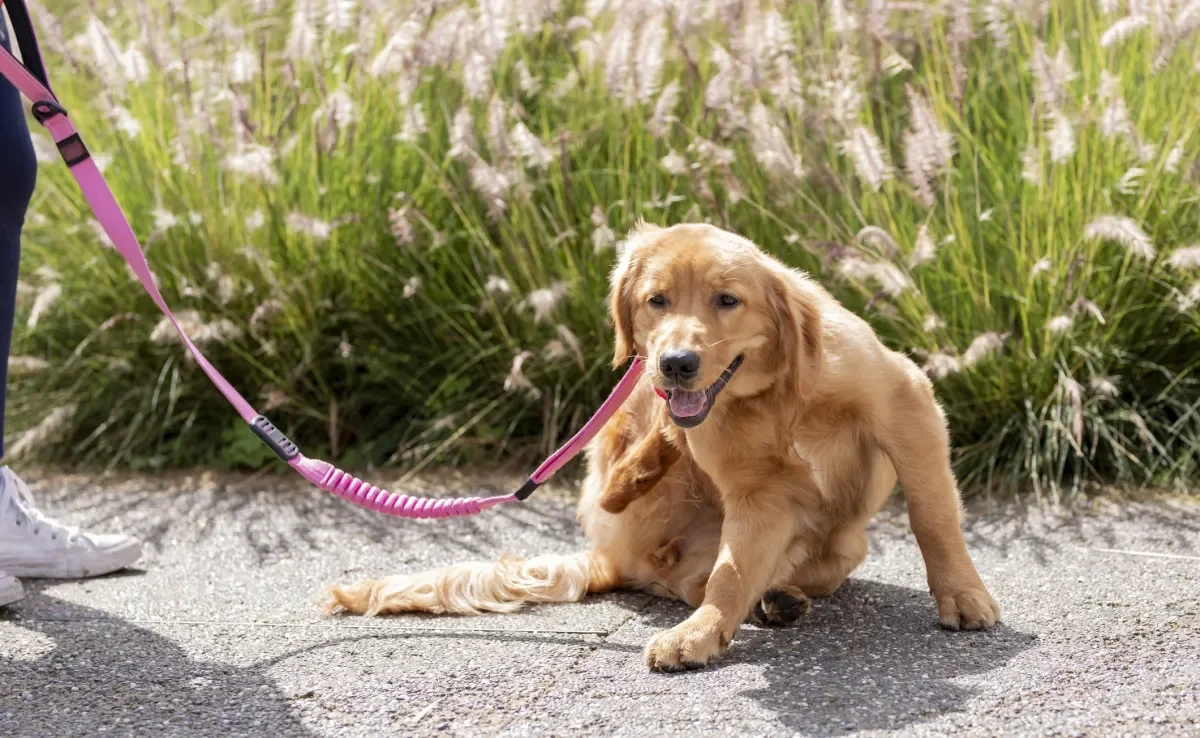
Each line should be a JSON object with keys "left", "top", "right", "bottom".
{"left": 1, "top": 470, "right": 1198, "bottom": 737}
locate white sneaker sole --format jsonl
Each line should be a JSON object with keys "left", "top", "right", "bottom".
{"left": 1, "top": 538, "right": 143, "bottom": 579}
{"left": 0, "top": 576, "right": 24, "bottom": 606}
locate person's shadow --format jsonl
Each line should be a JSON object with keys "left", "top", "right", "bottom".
{"left": 0, "top": 593, "right": 316, "bottom": 737}
{"left": 631, "top": 577, "right": 1036, "bottom": 735}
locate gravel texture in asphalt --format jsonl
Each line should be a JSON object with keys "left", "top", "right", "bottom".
{"left": 0, "top": 470, "right": 1197, "bottom": 737}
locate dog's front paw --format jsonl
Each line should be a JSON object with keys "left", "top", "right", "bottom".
{"left": 934, "top": 585, "right": 1000, "bottom": 631}
{"left": 644, "top": 615, "right": 729, "bottom": 672}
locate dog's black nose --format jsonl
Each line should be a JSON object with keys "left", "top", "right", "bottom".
{"left": 660, "top": 349, "right": 701, "bottom": 382}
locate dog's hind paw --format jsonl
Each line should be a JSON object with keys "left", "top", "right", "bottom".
{"left": 749, "top": 586, "right": 811, "bottom": 627}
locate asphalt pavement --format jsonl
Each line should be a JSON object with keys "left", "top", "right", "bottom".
{"left": 1, "top": 470, "right": 1197, "bottom": 737}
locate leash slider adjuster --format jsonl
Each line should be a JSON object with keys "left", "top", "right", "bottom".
{"left": 250, "top": 415, "right": 300, "bottom": 461}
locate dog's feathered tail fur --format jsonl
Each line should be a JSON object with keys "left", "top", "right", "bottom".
{"left": 324, "top": 550, "right": 619, "bottom": 616}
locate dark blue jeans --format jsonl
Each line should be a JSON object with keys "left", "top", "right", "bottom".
{"left": 0, "top": 20, "right": 41, "bottom": 460}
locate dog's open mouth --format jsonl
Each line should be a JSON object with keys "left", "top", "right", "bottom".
{"left": 660, "top": 355, "right": 744, "bottom": 428}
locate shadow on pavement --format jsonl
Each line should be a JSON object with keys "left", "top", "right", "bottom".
{"left": 0, "top": 595, "right": 315, "bottom": 737}
{"left": 634, "top": 577, "right": 1036, "bottom": 736}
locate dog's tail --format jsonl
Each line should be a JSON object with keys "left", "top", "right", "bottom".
{"left": 324, "top": 550, "right": 619, "bottom": 617}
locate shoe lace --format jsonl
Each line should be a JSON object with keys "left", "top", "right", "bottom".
{"left": 3, "top": 468, "right": 82, "bottom": 543}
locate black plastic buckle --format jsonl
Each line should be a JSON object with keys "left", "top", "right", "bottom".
{"left": 30, "top": 99, "right": 67, "bottom": 123}
{"left": 250, "top": 415, "right": 300, "bottom": 461}
{"left": 30, "top": 100, "right": 91, "bottom": 167}
{"left": 514, "top": 477, "right": 539, "bottom": 501}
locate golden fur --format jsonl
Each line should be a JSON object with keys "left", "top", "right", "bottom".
{"left": 327, "top": 222, "right": 1000, "bottom": 671}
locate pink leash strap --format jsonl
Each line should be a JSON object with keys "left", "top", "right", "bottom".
{"left": 0, "top": 1, "right": 645, "bottom": 518}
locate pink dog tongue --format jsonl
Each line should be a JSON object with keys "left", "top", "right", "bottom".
{"left": 668, "top": 389, "right": 708, "bottom": 418}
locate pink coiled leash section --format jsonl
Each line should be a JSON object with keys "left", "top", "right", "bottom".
{"left": 0, "top": 0, "right": 646, "bottom": 519}
{"left": 284, "top": 357, "right": 644, "bottom": 519}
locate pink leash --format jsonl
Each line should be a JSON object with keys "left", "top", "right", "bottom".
{"left": 0, "top": 0, "right": 645, "bottom": 518}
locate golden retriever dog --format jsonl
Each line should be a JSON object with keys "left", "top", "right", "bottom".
{"left": 327, "top": 222, "right": 1000, "bottom": 672}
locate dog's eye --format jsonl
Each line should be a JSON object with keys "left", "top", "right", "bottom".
{"left": 648, "top": 294, "right": 668, "bottom": 308}
{"left": 716, "top": 293, "right": 740, "bottom": 309}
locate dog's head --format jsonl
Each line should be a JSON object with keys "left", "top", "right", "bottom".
{"left": 608, "top": 222, "right": 823, "bottom": 429}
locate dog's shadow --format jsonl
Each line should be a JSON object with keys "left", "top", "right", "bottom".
{"left": 632, "top": 577, "right": 1036, "bottom": 735}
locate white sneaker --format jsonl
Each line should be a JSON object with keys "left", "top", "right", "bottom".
{"left": 0, "top": 466, "right": 143, "bottom": 579}
{"left": 0, "top": 571, "right": 23, "bottom": 606}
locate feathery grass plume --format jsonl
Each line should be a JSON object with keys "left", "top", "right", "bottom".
{"left": 27, "top": 284, "right": 62, "bottom": 330}
{"left": 1031, "top": 41, "right": 1078, "bottom": 110}
{"left": 828, "top": 0, "right": 860, "bottom": 36}
{"left": 286, "top": 213, "right": 334, "bottom": 241}
{"left": 484, "top": 275, "right": 512, "bottom": 296}
{"left": 485, "top": 95, "right": 510, "bottom": 165}
{"left": 8, "top": 356, "right": 50, "bottom": 375}
{"left": 660, "top": 150, "right": 689, "bottom": 176}
{"left": 903, "top": 86, "right": 955, "bottom": 206}
{"left": 870, "top": 263, "right": 912, "bottom": 296}
{"left": 962, "top": 332, "right": 1007, "bottom": 367}
{"left": 524, "top": 282, "right": 568, "bottom": 323}
{"left": 1022, "top": 142, "right": 1042, "bottom": 184}
{"left": 1164, "top": 143, "right": 1186, "bottom": 173}
{"left": 509, "top": 122, "right": 553, "bottom": 169}
{"left": 469, "top": 159, "right": 512, "bottom": 220}
{"left": 634, "top": 13, "right": 667, "bottom": 104}
{"left": 324, "top": 0, "right": 357, "bottom": 33}
{"left": 1091, "top": 375, "right": 1120, "bottom": 397}
{"left": 1101, "top": 13, "right": 1149, "bottom": 47}
{"left": 503, "top": 351, "right": 540, "bottom": 399}
{"left": 1071, "top": 297, "right": 1106, "bottom": 324}
{"left": 396, "top": 103, "right": 427, "bottom": 143}
{"left": 223, "top": 145, "right": 279, "bottom": 185}
{"left": 811, "top": 45, "right": 864, "bottom": 127}
{"left": 514, "top": 59, "right": 540, "bottom": 96}
{"left": 1056, "top": 373, "right": 1085, "bottom": 446}
{"left": 604, "top": 21, "right": 635, "bottom": 104}
{"left": 150, "top": 312, "right": 242, "bottom": 346}
{"left": 923, "top": 349, "right": 961, "bottom": 379}
{"left": 217, "top": 276, "right": 236, "bottom": 306}
{"left": 749, "top": 103, "right": 804, "bottom": 183}
{"left": 1116, "top": 166, "right": 1145, "bottom": 195}
{"left": 1046, "top": 108, "right": 1076, "bottom": 164}
{"left": 1084, "top": 215, "right": 1156, "bottom": 260}
{"left": 389, "top": 205, "right": 415, "bottom": 246}
{"left": 249, "top": 299, "right": 284, "bottom": 328}
{"left": 1098, "top": 71, "right": 1133, "bottom": 139}
{"left": 982, "top": 3, "right": 1011, "bottom": 49}
{"left": 648, "top": 81, "right": 681, "bottom": 138}
{"left": 7, "top": 405, "right": 78, "bottom": 460}
{"left": 554, "top": 324, "right": 586, "bottom": 369}
{"left": 403, "top": 276, "right": 422, "bottom": 298}
{"left": 591, "top": 207, "right": 616, "bottom": 253}
{"left": 285, "top": 1, "right": 318, "bottom": 61}
{"left": 922, "top": 314, "right": 945, "bottom": 332}
{"left": 463, "top": 50, "right": 493, "bottom": 101}
{"left": 1166, "top": 245, "right": 1200, "bottom": 269}
{"left": 854, "top": 226, "right": 900, "bottom": 260}
{"left": 1176, "top": 283, "right": 1200, "bottom": 312}
{"left": 1030, "top": 257, "right": 1053, "bottom": 277}
{"left": 448, "top": 106, "right": 478, "bottom": 161}
{"left": 153, "top": 209, "right": 180, "bottom": 231}
{"left": 909, "top": 224, "right": 937, "bottom": 267}
{"left": 370, "top": 18, "right": 422, "bottom": 76}
{"left": 1047, "top": 314, "right": 1074, "bottom": 333}
{"left": 839, "top": 125, "right": 893, "bottom": 191}
{"left": 110, "top": 105, "right": 141, "bottom": 138}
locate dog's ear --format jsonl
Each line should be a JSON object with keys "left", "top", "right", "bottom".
{"left": 607, "top": 221, "right": 661, "bottom": 368}
{"left": 767, "top": 268, "right": 824, "bottom": 403}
